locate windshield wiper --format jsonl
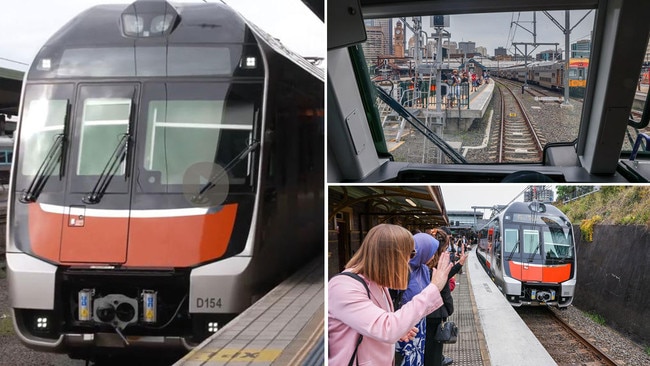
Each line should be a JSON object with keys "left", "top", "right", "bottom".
{"left": 506, "top": 241, "right": 520, "bottom": 262}
{"left": 20, "top": 134, "right": 65, "bottom": 203}
{"left": 192, "top": 140, "right": 260, "bottom": 204}
{"left": 82, "top": 133, "right": 130, "bottom": 204}
{"left": 528, "top": 242, "right": 541, "bottom": 262}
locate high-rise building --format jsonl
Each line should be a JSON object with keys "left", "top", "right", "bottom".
{"left": 495, "top": 47, "right": 508, "bottom": 57}
{"left": 475, "top": 46, "right": 487, "bottom": 57}
{"left": 444, "top": 41, "right": 458, "bottom": 55}
{"left": 571, "top": 39, "right": 591, "bottom": 58}
{"left": 524, "top": 186, "right": 555, "bottom": 203}
{"left": 362, "top": 26, "right": 385, "bottom": 64}
{"left": 536, "top": 50, "right": 562, "bottom": 61}
{"left": 458, "top": 41, "right": 476, "bottom": 55}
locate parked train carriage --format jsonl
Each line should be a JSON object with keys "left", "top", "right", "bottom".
{"left": 476, "top": 202, "right": 576, "bottom": 308}
{"left": 6, "top": 0, "right": 323, "bottom": 360}
{"left": 568, "top": 58, "right": 589, "bottom": 98}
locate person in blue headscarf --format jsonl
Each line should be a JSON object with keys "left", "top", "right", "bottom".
{"left": 395, "top": 232, "right": 440, "bottom": 366}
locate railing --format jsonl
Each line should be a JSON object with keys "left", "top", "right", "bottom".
{"left": 395, "top": 80, "right": 472, "bottom": 110}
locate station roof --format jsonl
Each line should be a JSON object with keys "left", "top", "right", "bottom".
{"left": 0, "top": 66, "right": 23, "bottom": 116}
{"left": 329, "top": 186, "right": 448, "bottom": 227}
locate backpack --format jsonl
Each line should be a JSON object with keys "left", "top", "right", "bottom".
{"left": 331, "top": 272, "right": 370, "bottom": 366}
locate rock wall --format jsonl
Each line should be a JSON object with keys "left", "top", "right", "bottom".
{"left": 573, "top": 224, "right": 650, "bottom": 343}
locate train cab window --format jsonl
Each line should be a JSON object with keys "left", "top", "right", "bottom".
{"left": 140, "top": 82, "right": 260, "bottom": 189}
{"left": 522, "top": 229, "right": 540, "bottom": 254}
{"left": 18, "top": 84, "right": 72, "bottom": 177}
{"left": 77, "top": 98, "right": 131, "bottom": 176}
{"left": 355, "top": 10, "right": 594, "bottom": 166}
{"left": 503, "top": 228, "right": 519, "bottom": 254}
{"left": 542, "top": 227, "right": 574, "bottom": 259}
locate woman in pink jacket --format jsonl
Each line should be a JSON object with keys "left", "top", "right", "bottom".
{"left": 328, "top": 224, "right": 453, "bottom": 365}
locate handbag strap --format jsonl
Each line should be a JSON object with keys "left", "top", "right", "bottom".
{"left": 331, "top": 272, "right": 371, "bottom": 366}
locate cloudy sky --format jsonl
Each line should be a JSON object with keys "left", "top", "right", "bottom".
{"left": 399, "top": 9, "right": 595, "bottom": 57}
{"left": 0, "top": 0, "right": 324, "bottom": 71}
{"left": 440, "top": 185, "right": 553, "bottom": 218}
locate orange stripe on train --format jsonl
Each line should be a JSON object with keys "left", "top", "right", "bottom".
{"left": 29, "top": 204, "right": 238, "bottom": 267}
{"left": 508, "top": 261, "right": 571, "bottom": 283}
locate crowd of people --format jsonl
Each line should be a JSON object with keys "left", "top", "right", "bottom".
{"left": 329, "top": 224, "right": 470, "bottom": 366}
{"left": 445, "top": 68, "right": 490, "bottom": 107}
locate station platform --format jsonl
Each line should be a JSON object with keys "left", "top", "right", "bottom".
{"left": 383, "top": 82, "right": 495, "bottom": 151}
{"left": 442, "top": 247, "right": 556, "bottom": 366}
{"left": 174, "top": 258, "right": 324, "bottom": 366}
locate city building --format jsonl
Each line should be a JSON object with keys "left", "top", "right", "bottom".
{"left": 458, "top": 41, "right": 476, "bottom": 55}
{"left": 475, "top": 46, "right": 488, "bottom": 57}
{"left": 495, "top": 47, "right": 508, "bottom": 57}
{"left": 394, "top": 20, "right": 405, "bottom": 58}
{"left": 571, "top": 39, "right": 591, "bottom": 58}
{"left": 524, "top": 186, "right": 555, "bottom": 203}
{"left": 536, "top": 49, "right": 562, "bottom": 61}
{"left": 362, "top": 26, "right": 386, "bottom": 65}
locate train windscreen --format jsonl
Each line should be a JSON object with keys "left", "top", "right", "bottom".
{"left": 360, "top": 9, "right": 594, "bottom": 165}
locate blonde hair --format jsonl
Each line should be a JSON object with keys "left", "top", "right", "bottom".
{"left": 346, "top": 224, "right": 413, "bottom": 290}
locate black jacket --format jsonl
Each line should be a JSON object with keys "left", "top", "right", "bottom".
{"left": 427, "top": 262, "right": 462, "bottom": 319}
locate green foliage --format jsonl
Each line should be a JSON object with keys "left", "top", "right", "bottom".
{"left": 585, "top": 311, "right": 606, "bottom": 325}
{"left": 560, "top": 186, "right": 650, "bottom": 226}
{"left": 645, "top": 346, "right": 650, "bottom": 356}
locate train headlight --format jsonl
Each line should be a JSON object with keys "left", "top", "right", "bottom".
{"left": 245, "top": 57, "right": 257, "bottom": 68}
{"left": 36, "top": 317, "right": 48, "bottom": 329}
{"left": 208, "top": 322, "right": 219, "bottom": 333}
{"left": 121, "top": 1, "right": 179, "bottom": 38}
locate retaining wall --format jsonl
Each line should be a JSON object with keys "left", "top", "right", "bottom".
{"left": 573, "top": 224, "right": 650, "bottom": 344}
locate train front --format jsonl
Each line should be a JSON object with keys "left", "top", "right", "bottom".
{"left": 499, "top": 202, "right": 577, "bottom": 307}
{"left": 6, "top": 1, "right": 266, "bottom": 355}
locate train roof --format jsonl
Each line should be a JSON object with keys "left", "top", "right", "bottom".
{"left": 34, "top": 1, "right": 323, "bottom": 81}
{"left": 502, "top": 201, "right": 568, "bottom": 219}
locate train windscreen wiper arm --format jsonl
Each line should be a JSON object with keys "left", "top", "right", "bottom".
{"left": 19, "top": 134, "right": 65, "bottom": 203}
{"left": 192, "top": 140, "right": 260, "bottom": 203}
{"left": 375, "top": 85, "right": 468, "bottom": 164}
{"left": 82, "top": 133, "right": 130, "bottom": 204}
{"left": 506, "top": 241, "right": 520, "bottom": 262}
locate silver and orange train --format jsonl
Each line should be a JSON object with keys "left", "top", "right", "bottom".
{"left": 6, "top": 0, "right": 323, "bottom": 359}
{"left": 477, "top": 201, "right": 576, "bottom": 307}
{"left": 497, "top": 58, "right": 589, "bottom": 97}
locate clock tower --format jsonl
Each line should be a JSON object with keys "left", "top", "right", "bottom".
{"left": 394, "top": 21, "right": 404, "bottom": 58}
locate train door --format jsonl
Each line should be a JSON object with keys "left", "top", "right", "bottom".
{"left": 59, "top": 84, "right": 138, "bottom": 264}
{"left": 520, "top": 228, "right": 542, "bottom": 282}
{"left": 501, "top": 226, "right": 520, "bottom": 281}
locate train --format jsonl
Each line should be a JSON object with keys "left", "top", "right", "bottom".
{"left": 497, "top": 58, "right": 589, "bottom": 98}
{"left": 476, "top": 201, "right": 576, "bottom": 308}
{"left": 6, "top": 0, "right": 323, "bottom": 360}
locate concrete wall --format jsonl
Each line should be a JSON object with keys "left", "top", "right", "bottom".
{"left": 573, "top": 224, "right": 650, "bottom": 344}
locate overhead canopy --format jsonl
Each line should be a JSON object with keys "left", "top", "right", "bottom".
{"left": 0, "top": 66, "right": 23, "bottom": 116}
{"left": 329, "top": 186, "right": 448, "bottom": 228}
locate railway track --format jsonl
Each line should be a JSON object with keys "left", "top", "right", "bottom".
{"left": 517, "top": 307, "right": 618, "bottom": 366}
{"left": 492, "top": 79, "right": 545, "bottom": 162}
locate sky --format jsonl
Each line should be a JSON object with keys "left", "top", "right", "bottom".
{"left": 398, "top": 10, "right": 595, "bottom": 57}
{"left": 440, "top": 185, "right": 547, "bottom": 218}
{"left": 0, "top": 0, "right": 324, "bottom": 71}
